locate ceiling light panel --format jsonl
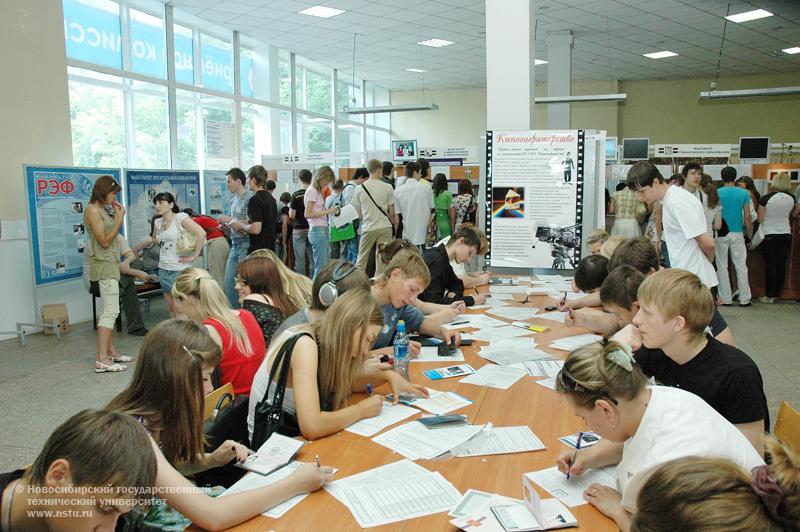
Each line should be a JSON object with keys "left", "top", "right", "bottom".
{"left": 417, "top": 38, "right": 454, "bottom": 48}
{"left": 643, "top": 51, "right": 678, "bottom": 59}
{"left": 299, "top": 6, "right": 346, "bottom": 18}
{"left": 783, "top": 47, "right": 800, "bottom": 55}
{"left": 405, "top": 68, "right": 427, "bottom": 73}
{"left": 724, "top": 9, "right": 773, "bottom": 23}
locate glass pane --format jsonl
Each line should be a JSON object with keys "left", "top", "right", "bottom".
{"left": 63, "top": 0, "right": 122, "bottom": 69}
{"left": 375, "top": 130, "right": 391, "bottom": 150}
{"left": 176, "top": 90, "right": 197, "bottom": 169}
{"left": 337, "top": 125, "right": 362, "bottom": 154}
{"left": 242, "top": 102, "right": 275, "bottom": 168}
{"left": 279, "top": 49, "right": 290, "bottom": 106}
{"left": 240, "top": 47, "right": 253, "bottom": 98}
{"left": 374, "top": 85, "right": 390, "bottom": 129}
{"left": 130, "top": 8, "right": 166, "bottom": 78}
{"left": 202, "top": 96, "right": 236, "bottom": 169}
{"left": 68, "top": 73, "right": 125, "bottom": 167}
{"left": 297, "top": 115, "right": 332, "bottom": 154}
{"left": 131, "top": 81, "right": 168, "bottom": 168}
{"left": 280, "top": 111, "right": 292, "bottom": 154}
{"left": 305, "top": 69, "right": 332, "bottom": 115}
{"left": 174, "top": 24, "right": 194, "bottom": 85}
{"left": 337, "top": 79, "right": 363, "bottom": 123}
{"left": 200, "top": 33, "right": 233, "bottom": 93}
{"left": 366, "top": 128, "right": 375, "bottom": 151}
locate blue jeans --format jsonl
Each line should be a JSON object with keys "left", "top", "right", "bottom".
{"left": 308, "top": 226, "right": 330, "bottom": 279}
{"left": 292, "top": 231, "right": 313, "bottom": 277}
{"left": 344, "top": 237, "right": 359, "bottom": 263}
{"left": 224, "top": 242, "right": 249, "bottom": 307}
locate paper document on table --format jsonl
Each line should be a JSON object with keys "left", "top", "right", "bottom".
{"left": 372, "top": 421, "right": 485, "bottom": 460}
{"left": 449, "top": 489, "right": 521, "bottom": 518}
{"left": 331, "top": 204, "right": 358, "bottom": 227}
{"left": 481, "top": 347, "right": 552, "bottom": 366}
{"left": 509, "top": 358, "right": 564, "bottom": 377}
{"left": 486, "top": 306, "right": 541, "bottom": 321}
{"left": 490, "top": 285, "right": 529, "bottom": 294}
{"left": 549, "top": 334, "right": 603, "bottom": 351}
{"left": 236, "top": 433, "right": 304, "bottom": 476}
{"left": 442, "top": 314, "right": 507, "bottom": 330}
{"left": 534, "top": 377, "right": 557, "bottom": 390}
{"left": 534, "top": 312, "right": 567, "bottom": 323}
{"left": 536, "top": 274, "right": 569, "bottom": 283}
{"left": 345, "top": 401, "right": 419, "bottom": 437}
{"left": 480, "top": 338, "right": 538, "bottom": 350}
{"left": 404, "top": 389, "right": 474, "bottom": 415}
{"left": 222, "top": 461, "right": 309, "bottom": 518}
{"left": 452, "top": 426, "right": 545, "bottom": 457}
{"left": 414, "top": 346, "right": 465, "bottom": 362}
{"left": 460, "top": 364, "right": 527, "bottom": 390}
{"left": 525, "top": 466, "right": 617, "bottom": 507}
{"left": 423, "top": 364, "right": 476, "bottom": 380}
{"left": 469, "top": 325, "right": 535, "bottom": 342}
{"left": 325, "top": 459, "right": 462, "bottom": 528}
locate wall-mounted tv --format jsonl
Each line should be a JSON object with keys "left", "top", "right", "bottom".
{"left": 606, "top": 137, "right": 618, "bottom": 162}
{"left": 739, "top": 137, "right": 770, "bottom": 161}
{"left": 392, "top": 139, "right": 418, "bottom": 162}
{"left": 622, "top": 138, "right": 650, "bottom": 161}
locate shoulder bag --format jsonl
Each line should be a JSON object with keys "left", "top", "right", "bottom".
{"left": 175, "top": 214, "right": 197, "bottom": 255}
{"left": 250, "top": 332, "right": 311, "bottom": 449}
{"left": 361, "top": 182, "right": 396, "bottom": 237}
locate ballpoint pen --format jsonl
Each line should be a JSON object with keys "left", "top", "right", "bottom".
{"left": 366, "top": 383, "right": 373, "bottom": 396}
{"left": 315, "top": 455, "right": 320, "bottom": 468}
{"left": 567, "top": 431, "right": 584, "bottom": 480}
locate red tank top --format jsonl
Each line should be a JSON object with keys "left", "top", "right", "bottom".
{"left": 203, "top": 310, "right": 266, "bottom": 396}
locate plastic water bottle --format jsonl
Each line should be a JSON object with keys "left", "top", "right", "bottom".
{"left": 394, "top": 320, "right": 410, "bottom": 379}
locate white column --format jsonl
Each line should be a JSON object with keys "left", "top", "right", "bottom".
{"left": 546, "top": 31, "right": 573, "bottom": 129}
{"left": 485, "top": 0, "right": 535, "bottom": 130}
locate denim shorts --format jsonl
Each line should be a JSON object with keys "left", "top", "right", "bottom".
{"left": 158, "top": 268, "right": 179, "bottom": 294}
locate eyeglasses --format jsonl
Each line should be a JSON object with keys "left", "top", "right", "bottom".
{"left": 556, "top": 367, "right": 618, "bottom": 405}
{"left": 234, "top": 276, "right": 247, "bottom": 285}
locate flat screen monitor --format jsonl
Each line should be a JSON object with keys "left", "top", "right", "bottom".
{"left": 606, "top": 137, "right": 618, "bottom": 161}
{"left": 622, "top": 138, "right": 650, "bottom": 161}
{"left": 392, "top": 139, "right": 418, "bottom": 162}
{"left": 739, "top": 137, "right": 770, "bottom": 160}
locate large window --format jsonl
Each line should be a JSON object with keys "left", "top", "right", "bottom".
{"left": 297, "top": 115, "right": 333, "bottom": 154}
{"left": 69, "top": 69, "right": 125, "bottom": 167}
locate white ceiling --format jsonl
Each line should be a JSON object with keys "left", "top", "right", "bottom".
{"left": 168, "top": 0, "right": 800, "bottom": 91}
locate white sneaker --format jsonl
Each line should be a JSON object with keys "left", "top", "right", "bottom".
{"left": 758, "top": 296, "right": 775, "bottom": 304}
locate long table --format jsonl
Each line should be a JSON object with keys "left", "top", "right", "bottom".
{"left": 226, "top": 283, "right": 616, "bottom": 531}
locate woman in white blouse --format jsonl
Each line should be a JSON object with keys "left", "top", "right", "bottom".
{"left": 757, "top": 172, "right": 800, "bottom": 303}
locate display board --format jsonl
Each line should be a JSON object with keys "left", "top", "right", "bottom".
{"left": 485, "top": 130, "right": 584, "bottom": 270}
{"left": 25, "top": 165, "right": 122, "bottom": 285}
{"left": 202, "top": 170, "right": 230, "bottom": 216}
{"left": 124, "top": 170, "right": 201, "bottom": 246}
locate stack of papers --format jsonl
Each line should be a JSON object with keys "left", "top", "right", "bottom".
{"left": 467, "top": 325, "right": 535, "bottom": 342}
{"left": 549, "top": 334, "right": 603, "bottom": 351}
{"left": 222, "top": 461, "right": 310, "bottom": 518}
{"left": 509, "top": 358, "right": 564, "bottom": 377}
{"left": 414, "top": 346, "right": 466, "bottom": 362}
{"left": 237, "top": 433, "right": 303, "bottom": 476}
{"left": 490, "top": 285, "right": 529, "bottom": 294}
{"left": 449, "top": 489, "right": 520, "bottom": 518}
{"left": 480, "top": 347, "right": 552, "bottom": 367}
{"left": 486, "top": 306, "right": 541, "bottom": 321}
{"left": 372, "top": 420, "right": 485, "bottom": 460}
{"left": 534, "top": 311, "right": 568, "bottom": 323}
{"left": 451, "top": 426, "right": 545, "bottom": 457}
{"left": 460, "top": 364, "right": 527, "bottom": 390}
{"left": 525, "top": 466, "right": 617, "bottom": 507}
{"left": 442, "top": 314, "right": 508, "bottom": 330}
{"left": 325, "top": 459, "right": 462, "bottom": 528}
{"left": 398, "top": 388, "right": 474, "bottom": 415}
{"left": 345, "top": 401, "right": 419, "bottom": 437}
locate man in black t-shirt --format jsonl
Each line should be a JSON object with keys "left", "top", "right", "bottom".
{"left": 611, "top": 268, "right": 768, "bottom": 453}
{"left": 289, "top": 169, "right": 313, "bottom": 276}
{"left": 233, "top": 165, "right": 277, "bottom": 254}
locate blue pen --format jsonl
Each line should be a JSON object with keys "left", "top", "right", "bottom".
{"left": 366, "top": 384, "right": 373, "bottom": 396}
{"left": 567, "top": 431, "right": 584, "bottom": 480}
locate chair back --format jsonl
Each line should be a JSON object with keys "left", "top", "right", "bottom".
{"left": 775, "top": 401, "right": 800, "bottom": 455}
{"left": 203, "top": 382, "right": 234, "bottom": 421}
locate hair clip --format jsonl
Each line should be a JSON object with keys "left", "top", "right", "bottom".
{"left": 182, "top": 345, "right": 200, "bottom": 361}
{"left": 606, "top": 343, "right": 634, "bottom": 372}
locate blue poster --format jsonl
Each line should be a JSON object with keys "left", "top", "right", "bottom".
{"left": 25, "top": 166, "right": 121, "bottom": 285}
{"left": 202, "top": 170, "right": 230, "bottom": 217}
{"left": 124, "top": 170, "right": 201, "bottom": 246}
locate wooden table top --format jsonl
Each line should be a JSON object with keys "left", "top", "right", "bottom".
{"left": 224, "top": 281, "right": 616, "bottom": 532}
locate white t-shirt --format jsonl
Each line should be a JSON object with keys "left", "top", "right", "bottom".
{"left": 661, "top": 186, "right": 718, "bottom": 288}
{"left": 394, "top": 179, "right": 435, "bottom": 245}
{"left": 618, "top": 386, "right": 764, "bottom": 512}
{"left": 155, "top": 212, "right": 192, "bottom": 272}
{"left": 760, "top": 191, "right": 795, "bottom": 235}
{"left": 351, "top": 179, "right": 395, "bottom": 232}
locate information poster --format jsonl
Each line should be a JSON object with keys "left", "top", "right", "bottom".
{"left": 125, "top": 170, "right": 201, "bottom": 246}
{"left": 203, "top": 170, "right": 230, "bottom": 216}
{"left": 25, "top": 166, "right": 121, "bottom": 285}
{"left": 485, "top": 131, "right": 584, "bottom": 270}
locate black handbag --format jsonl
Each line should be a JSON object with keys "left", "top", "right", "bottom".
{"left": 194, "top": 392, "right": 251, "bottom": 488}
{"left": 250, "top": 333, "right": 311, "bottom": 450}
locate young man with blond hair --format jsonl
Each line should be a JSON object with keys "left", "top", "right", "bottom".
{"left": 352, "top": 159, "right": 397, "bottom": 274}
{"left": 612, "top": 268, "right": 768, "bottom": 453}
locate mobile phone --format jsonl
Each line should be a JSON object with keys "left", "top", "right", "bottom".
{"left": 459, "top": 339, "right": 473, "bottom": 346}
{"left": 379, "top": 354, "right": 390, "bottom": 363}
{"left": 544, "top": 305, "right": 558, "bottom": 311}
{"left": 438, "top": 344, "right": 458, "bottom": 356}
{"left": 418, "top": 414, "right": 467, "bottom": 428}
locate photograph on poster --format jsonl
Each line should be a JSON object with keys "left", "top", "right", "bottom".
{"left": 535, "top": 225, "right": 579, "bottom": 269}
{"left": 72, "top": 224, "right": 84, "bottom": 236}
{"left": 70, "top": 201, "right": 83, "bottom": 214}
{"left": 203, "top": 170, "right": 231, "bottom": 216}
{"left": 492, "top": 187, "right": 525, "bottom": 218}
{"left": 769, "top": 169, "right": 799, "bottom": 181}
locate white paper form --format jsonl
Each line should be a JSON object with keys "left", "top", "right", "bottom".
{"left": 468, "top": 325, "right": 535, "bottom": 342}
{"left": 237, "top": 433, "right": 304, "bottom": 476}
{"left": 536, "top": 274, "right": 570, "bottom": 283}
{"left": 460, "top": 364, "right": 527, "bottom": 390}
{"left": 414, "top": 346, "right": 466, "bottom": 362}
{"left": 534, "top": 311, "right": 568, "bottom": 323}
{"left": 534, "top": 377, "right": 557, "bottom": 390}
{"left": 331, "top": 204, "right": 359, "bottom": 227}
{"left": 509, "top": 358, "right": 564, "bottom": 377}
{"left": 490, "top": 285, "right": 529, "bottom": 294}
{"left": 449, "top": 490, "right": 521, "bottom": 518}
{"left": 452, "top": 426, "right": 545, "bottom": 457}
{"left": 345, "top": 401, "right": 420, "bottom": 437}
{"left": 486, "top": 306, "right": 542, "bottom": 322}
{"left": 325, "top": 459, "right": 462, "bottom": 528}
{"left": 480, "top": 347, "right": 552, "bottom": 367}
{"left": 549, "top": 334, "right": 603, "bottom": 351}
{"left": 485, "top": 293, "right": 515, "bottom": 306}
{"left": 442, "top": 314, "right": 508, "bottom": 330}
{"left": 372, "top": 421, "right": 485, "bottom": 460}
{"left": 525, "top": 466, "right": 617, "bottom": 507}
{"left": 221, "top": 461, "right": 309, "bottom": 518}
{"left": 406, "top": 389, "right": 474, "bottom": 415}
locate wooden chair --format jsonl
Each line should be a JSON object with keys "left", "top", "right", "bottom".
{"left": 203, "top": 382, "right": 234, "bottom": 421}
{"left": 774, "top": 401, "right": 800, "bottom": 454}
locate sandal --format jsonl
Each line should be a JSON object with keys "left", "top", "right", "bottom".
{"left": 110, "top": 355, "right": 135, "bottom": 363}
{"left": 95, "top": 362, "right": 127, "bottom": 373}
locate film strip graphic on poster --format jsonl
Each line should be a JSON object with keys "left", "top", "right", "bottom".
{"left": 484, "top": 130, "right": 584, "bottom": 270}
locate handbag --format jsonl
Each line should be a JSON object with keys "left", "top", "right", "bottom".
{"left": 425, "top": 212, "right": 439, "bottom": 248}
{"left": 747, "top": 226, "right": 765, "bottom": 250}
{"left": 250, "top": 332, "right": 311, "bottom": 449}
{"left": 330, "top": 222, "right": 356, "bottom": 242}
{"left": 175, "top": 214, "right": 197, "bottom": 255}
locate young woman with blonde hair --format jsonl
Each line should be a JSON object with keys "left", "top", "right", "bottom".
{"left": 235, "top": 257, "right": 298, "bottom": 349}
{"left": 107, "top": 319, "right": 333, "bottom": 531}
{"left": 554, "top": 340, "right": 764, "bottom": 531}
{"left": 172, "top": 268, "right": 265, "bottom": 396}
{"left": 248, "top": 289, "right": 428, "bottom": 442}
{"left": 303, "top": 165, "right": 339, "bottom": 278}
{"left": 247, "top": 248, "right": 312, "bottom": 311}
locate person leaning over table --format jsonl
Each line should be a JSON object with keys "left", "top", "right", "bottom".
{"left": 432, "top": 224, "right": 492, "bottom": 290}
{"left": 106, "top": 319, "right": 333, "bottom": 531}
{"left": 420, "top": 226, "right": 488, "bottom": 307}
{"left": 553, "top": 340, "right": 763, "bottom": 532}
{"left": 247, "top": 289, "right": 428, "bottom": 442}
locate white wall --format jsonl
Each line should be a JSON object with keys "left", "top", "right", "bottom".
{"left": 0, "top": 0, "right": 86, "bottom": 340}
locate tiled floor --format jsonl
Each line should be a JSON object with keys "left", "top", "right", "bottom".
{"left": 1, "top": 297, "right": 798, "bottom": 471}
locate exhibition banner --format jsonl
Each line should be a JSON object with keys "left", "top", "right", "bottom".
{"left": 25, "top": 165, "right": 121, "bottom": 285}
{"left": 124, "top": 170, "right": 201, "bottom": 246}
{"left": 203, "top": 170, "right": 231, "bottom": 216}
{"left": 485, "top": 131, "right": 584, "bottom": 270}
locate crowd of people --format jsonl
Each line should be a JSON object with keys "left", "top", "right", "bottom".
{"left": 3, "top": 160, "right": 799, "bottom": 531}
